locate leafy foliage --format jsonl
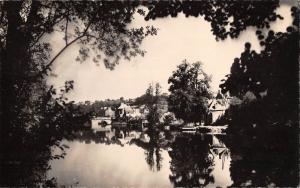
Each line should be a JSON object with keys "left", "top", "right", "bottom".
{"left": 219, "top": 7, "right": 299, "bottom": 187}
{"left": 144, "top": 1, "right": 281, "bottom": 40}
{"left": 220, "top": 6, "right": 299, "bottom": 127}
{"left": 144, "top": 82, "right": 166, "bottom": 126}
{"left": 168, "top": 60, "right": 212, "bottom": 123}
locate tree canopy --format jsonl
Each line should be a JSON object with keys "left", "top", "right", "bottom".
{"left": 220, "top": 6, "right": 299, "bottom": 126}
{"left": 168, "top": 60, "right": 212, "bottom": 123}
{"left": 144, "top": 1, "right": 281, "bottom": 40}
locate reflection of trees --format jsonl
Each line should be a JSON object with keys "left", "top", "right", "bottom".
{"left": 168, "top": 134, "right": 214, "bottom": 187}
{"left": 67, "top": 130, "right": 125, "bottom": 146}
{"left": 72, "top": 128, "right": 165, "bottom": 172}
{"left": 130, "top": 125, "right": 164, "bottom": 171}
{"left": 130, "top": 137, "right": 164, "bottom": 171}
{"left": 144, "top": 128, "right": 163, "bottom": 171}
{"left": 144, "top": 143, "right": 162, "bottom": 171}
{"left": 226, "top": 126, "right": 298, "bottom": 187}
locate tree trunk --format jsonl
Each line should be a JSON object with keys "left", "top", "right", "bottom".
{"left": 1, "top": 1, "right": 28, "bottom": 161}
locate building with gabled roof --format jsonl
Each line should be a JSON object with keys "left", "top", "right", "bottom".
{"left": 206, "top": 92, "right": 229, "bottom": 125}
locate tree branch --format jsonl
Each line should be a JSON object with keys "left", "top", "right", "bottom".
{"left": 64, "top": 10, "right": 69, "bottom": 45}
{"left": 37, "top": 14, "right": 96, "bottom": 77}
{"left": 40, "top": 34, "right": 85, "bottom": 75}
{"left": 29, "top": 16, "right": 65, "bottom": 48}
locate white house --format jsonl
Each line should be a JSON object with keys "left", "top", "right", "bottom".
{"left": 116, "top": 103, "right": 134, "bottom": 117}
{"left": 206, "top": 97, "right": 228, "bottom": 125}
{"left": 128, "top": 106, "right": 143, "bottom": 118}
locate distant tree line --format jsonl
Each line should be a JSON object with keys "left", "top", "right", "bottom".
{"left": 73, "top": 82, "right": 168, "bottom": 117}
{"left": 75, "top": 98, "right": 127, "bottom": 117}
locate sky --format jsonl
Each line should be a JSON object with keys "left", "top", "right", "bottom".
{"left": 47, "top": 3, "right": 293, "bottom": 102}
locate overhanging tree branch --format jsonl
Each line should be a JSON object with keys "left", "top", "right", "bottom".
{"left": 35, "top": 12, "right": 96, "bottom": 78}
{"left": 64, "top": 10, "right": 69, "bottom": 45}
{"left": 40, "top": 34, "right": 85, "bottom": 76}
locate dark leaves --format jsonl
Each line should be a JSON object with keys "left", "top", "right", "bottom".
{"left": 144, "top": 1, "right": 280, "bottom": 40}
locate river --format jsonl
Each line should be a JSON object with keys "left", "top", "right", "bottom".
{"left": 47, "top": 130, "right": 233, "bottom": 187}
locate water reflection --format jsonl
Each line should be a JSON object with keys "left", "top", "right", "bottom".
{"left": 225, "top": 126, "right": 299, "bottom": 187}
{"left": 130, "top": 133, "right": 164, "bottom": 172}
{"left": 168, "top": 133, "right": 232, "bottom": 187}
{"left": 47, "top": 129, "right": 233, "bottom": 187}
{"left": 6, "top": 124, "right": 295, "bottom": 187}
{"left": 2, "top": 124, "right": 297, "bottom": 186}
{"left": 48, "top": 140, "right": 172, "bottom": 187}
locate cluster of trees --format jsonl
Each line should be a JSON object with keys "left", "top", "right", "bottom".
{"left": 72, "top": 82, "right": 169, "bottom": 128}
{"left": 217, "top": 6, "right": 298, "bottom": 133}
{"left": 75, "top": 97, "right": 128, "bottom": 117}
{"left": 142, "top": 82, "right": 166, "bottom": 125}
{"left": 73, "top": 82, "right": 166, "bottom": 115}
{"left": 220, "top": 21, "right": 298, "bottom": 129}
{"left": 218, "top": 6, "right": 299, "bottom": 187}
{"left": 134, "top": 82, "right": 164, "bottom": 106}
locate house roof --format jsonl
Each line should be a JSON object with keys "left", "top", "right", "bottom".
{"left": 118, "top": 103, "right": 128, "bottom": 109}
{"left": 208, "top": 99, "right": 227, "bottom": 111}
{"left": 118, "top": 103, "right": 133, "bottom": 113}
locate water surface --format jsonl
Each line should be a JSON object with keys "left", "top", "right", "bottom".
{"left": 48, "top": 131, "right": 233, "bottom": 187}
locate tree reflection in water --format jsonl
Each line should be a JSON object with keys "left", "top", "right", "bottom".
{"left": 145, "top": 125, "right": 162, "bottom": 171}
{"left": 130, "top": 125, "right": 165, "bottom": 172}
{"left": 168, "top": 134, "right": 215, "bottom": 187}
{"left": 7, "top": 124, "right": 297, "bottom": 187}
{"left": 225, "top": 124, "right": 298, "bottom": 187}
{"left": 51, "top": 129, "right": 232, "bottom": 187}
{"left": 71, "top": 126, "right": 166, "bottom": 172}
{"left": 144, "top": 140, "right": 163, "bottom": 171}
